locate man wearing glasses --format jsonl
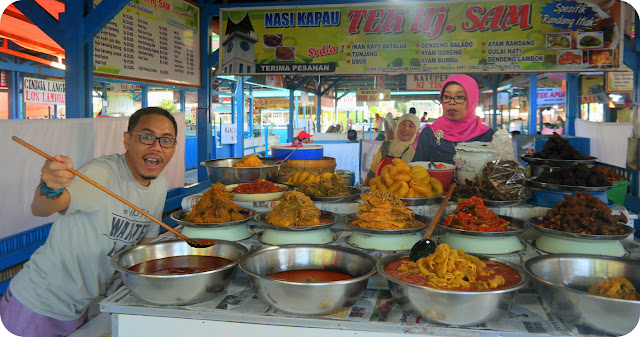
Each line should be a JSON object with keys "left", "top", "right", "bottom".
{"left": 413, "top": 74, "right": 494, "bottom": 164}
{"left": 1, "top": 107, "right": 177, "bottom": 336}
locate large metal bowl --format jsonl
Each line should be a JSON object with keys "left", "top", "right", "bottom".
{"left": 238, "top": 245, "right": 377, "bottom": 315}
{"left": 111, "top": 239, "right": 247, "bottom": 305}
{"left": 524, "top": 254, "right": 640, "bottom": 336}
{"left": 377, "top": 253, "right": 529, "bottom": 326}
{"left": 201, "top": 158, "right": 283, "bottom": 184}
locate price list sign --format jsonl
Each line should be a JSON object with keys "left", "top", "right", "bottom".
{"left": 93, "top": 0, "right": 200, "bottom": 87}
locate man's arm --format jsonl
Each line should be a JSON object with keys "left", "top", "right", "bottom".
{"left": 31, "top": 155, "right": 74, "bottom": 217}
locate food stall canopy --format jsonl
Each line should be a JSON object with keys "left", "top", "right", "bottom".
{"left": 0, "top": 0, "right": 65, "bottom": 58}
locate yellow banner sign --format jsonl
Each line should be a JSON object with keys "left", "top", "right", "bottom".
{"left": 356, "top": 89, "right": 391, "bottom": 101}
{"left": 220, "top": 0, "right": 622, "bottom": 75}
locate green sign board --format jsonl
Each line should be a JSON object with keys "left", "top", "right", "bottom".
{"left": 220, "top": 0, "right": 623, "bottom": 75}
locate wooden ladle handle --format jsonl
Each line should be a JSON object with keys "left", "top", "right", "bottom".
{"left": 423, "top": 183, "right": 456, "bottom": 240}
{"left": 12, "top": 136, "right": 193, "bottom": 244}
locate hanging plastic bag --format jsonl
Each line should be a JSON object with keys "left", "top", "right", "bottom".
{"left": 476, "top": 129, "right": 530, "bottom": 200}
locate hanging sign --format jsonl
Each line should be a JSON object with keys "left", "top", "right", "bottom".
{"left": 356, "top": 89, "right": 391, "bottom": 102}
{"left": 537, "top": 87, "right": 566, "bottom": 107}
{"left": 93, "top": 0, "right": 200, "bottom": 87}
{"left": 221, "top": 123, "right": 238, "bottom": 144}
{"left": 23, "top": 77, "right": 65, "bottom": 105}
{"left": 220, "top": 0, "right": 622, "bottom": 75}
{"left": 606, "top": 69, "right": 634, "bottom": 93}
{"left": 406, "top": 74, "right": 448, "bottom": 91}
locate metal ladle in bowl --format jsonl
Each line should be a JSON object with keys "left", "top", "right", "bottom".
{"left": 409, "top": 183, "right": 456, "bottom": 262}
{"left": 12, "top": 136, "right": 214, "bottom": 249}
{"left": 275, "top": 146, "right": 299, "bottom": 164}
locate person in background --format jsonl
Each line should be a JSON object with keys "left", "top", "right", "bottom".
{"left": 384, "top": 112, "right": 396, "bottom": 141}
{"left": 373, "top": 114, "right": 383, "bottom": 133}
{"left": 413, "top": 74, "right": 494, "bottom": 164}
{"left": 409, "top": 107, "right": 417, "bottom": 115}
{"left": 296, "top": 130, "right": 313, "bottom": 143}
{"left": 0, "top": 107, "right": 177, "bottom": 336}
{"left": 420, "top": 112, "right": 428, "bottom": 122}
{"left": 364, "top": 113, "right": 421, "bottom": 186}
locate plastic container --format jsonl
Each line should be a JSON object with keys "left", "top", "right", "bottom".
{"left": 607, "top": 180, "right": 629, "bottom": 205}
{"left": 411, "top": 161, "right": 455, "bottom": 192}
{"left": 272, "top": 144, "right": 324, "bottom": 160}
{"left": 529, "top": 188, "right": 608, "bottom": 208}
{"left": 453, "top": 142, "right": 497, "bottom": 183}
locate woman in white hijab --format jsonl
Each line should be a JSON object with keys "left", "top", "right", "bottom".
{"left": 364, "top": 113, "right": 421, "bottom": 186}
{"left": 384, "top": 112, "right": 396, "bottom": 140}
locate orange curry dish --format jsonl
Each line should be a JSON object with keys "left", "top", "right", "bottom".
{"left": 442, "top": 196, "right": 509, "bottom": 232}
{"left": 265, "top": 190, "right": 321, "bottom": 227}
{"left": 183, "top": 183, "right": 246, "bottom": 223}
{"left": 233, "top": 154, "right": 267, "bottom": 167}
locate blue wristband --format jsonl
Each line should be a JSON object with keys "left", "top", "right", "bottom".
{"left": 39, "top": 179, "right": 65, "bottom": 198}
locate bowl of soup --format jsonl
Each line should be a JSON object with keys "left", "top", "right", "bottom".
{"left": 238, "top": 245, "right": 377, "bottom": 315}
{"left": 525, "top": 254, "right": 640, "bottom": 336}
{"left": 111, "top": 239, "right": 247, "bottom": 305}
{"left": 377, "top": 247, "right": 528, "bottom": 326}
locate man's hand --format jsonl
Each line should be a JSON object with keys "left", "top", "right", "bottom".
{"left": 41, "top": 155, "right": 74, "bottom": 190}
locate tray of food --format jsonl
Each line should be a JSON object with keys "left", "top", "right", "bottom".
{"left": 399, "top": 194, "right": 444, "bottom": 206}
{"left": 438, "top": 197, "right": 530, "bottom": 237}
{"left": 520, "top": 133, "right": 597, "bottom": 167}
{"left": 253, "top": 190, "right": 338, "bottom": 231}
{"left": 226, "top": 179, "right": 289, "bottom": 202}
{"left": 343, "top": 191, "right": 431, "bottom": 235}
{"left": 171, "top": 208, "right": 256, "bottom": 228}
{"left": 527, "top": 177, "right": 615, "bottom": 192}
{"left": 296, "top": 173, "right": 363, "bottom": 203}
{"left": 255, "top": 210, "right": 338, "bottom": 231}
{"left": 520, "top": 154, "right": 597, "bottom": 167}
{"left": 451, "top": 195, "right": 528, "bottom": 207}
{"left": 172, "top": 183, "right": 257, "bottom": 228}
{"left": 529, "top": 192, "right": 634, "bottom": 240}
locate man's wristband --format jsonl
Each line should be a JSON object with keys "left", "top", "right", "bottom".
{"left": 39, "top": 179, "right": 65, "bottom": 199}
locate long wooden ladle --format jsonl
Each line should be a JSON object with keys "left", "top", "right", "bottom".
{"left": 409, "top": 183, "right": 456, "bottom": 262}
{"left": 12, "top": 136, "right": 214, "bottom": 248}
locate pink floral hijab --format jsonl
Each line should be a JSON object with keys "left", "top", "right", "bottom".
{"left": 415, "top": 74, "right": 490, "bottom": 146}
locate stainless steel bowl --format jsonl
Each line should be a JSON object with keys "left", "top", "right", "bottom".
{"left": 238, "top": 245, "right": 377, "bottom": 315}
{"left": 111, "top": 239, "right": 247, "bottom": 305}
{"left": 377, "top": 253, "right": 529, "bottom": 326}
{"left": 201, "top": 158, "right": 282, "bottom": 184}
{"left": 524, "top": 254, "right": 640, "bottom": 336}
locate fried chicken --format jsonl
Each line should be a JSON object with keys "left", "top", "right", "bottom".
{"left": 183, "top": 183, "right": 245, "bottom": 223}
{"left": 266, "top": 190, "right": 320, "bottom": 227}
{"left": 233, "top": 154, "right": 266, "bottom": 167}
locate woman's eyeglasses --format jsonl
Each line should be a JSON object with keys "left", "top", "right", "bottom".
{"left": 130, "top": 132, "right": 176, "bottom": 148}
{"left": 440, "top": 95, "right": 467, "bottom": 104}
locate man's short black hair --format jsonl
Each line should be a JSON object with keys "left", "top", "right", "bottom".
{"left": 127, "top": 107, "right": 177, "bottom": 136}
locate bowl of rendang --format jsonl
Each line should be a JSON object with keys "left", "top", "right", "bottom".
{"left": 111, "top": 239, "right": 247, "bottom": 305}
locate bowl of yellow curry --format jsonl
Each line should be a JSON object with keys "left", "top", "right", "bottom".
{"left": 377, "top": 244, "right": 528, "bottom": 326}
{"left": 525, "top": 254, "right": 640, "bottom": 336}
{"left": 201, "top": 155, "right": 283, "bottom": 185}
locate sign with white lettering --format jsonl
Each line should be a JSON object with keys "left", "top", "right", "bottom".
{"left": 221, "top": 123, "right": 238, "bottom": 144}
{"left": 221, "top": 0, "right": 622, "bottom": 75}
{"left": 93, "top": 0, "right": 200, "bottom": 87}
{"left": 356, "top": 89, "right": 390, "bottom": 102}
{"left": 406, "top": 74, "right": 448, "bottom": 91}
{"left": 23, "top": 77, "right": 65, "bottom": 105}
{"left": 536, "top": 87, "right": 566, "bottom": 107}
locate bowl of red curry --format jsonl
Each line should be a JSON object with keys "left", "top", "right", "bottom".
{"left": 226, "top": 179, "right": 289, "bottom": 202}
{"left": 111, "top": 239, "right": 248, "bottom": 305}
{"left": 238, "top": 245, "right": 377, "bottom": 315}
{"left": 377, "top": 244, "right": 529, "bottom": 326}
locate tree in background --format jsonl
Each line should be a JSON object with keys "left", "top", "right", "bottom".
{"left": 160, "top": 98, "right": 180, "bottom": 113}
